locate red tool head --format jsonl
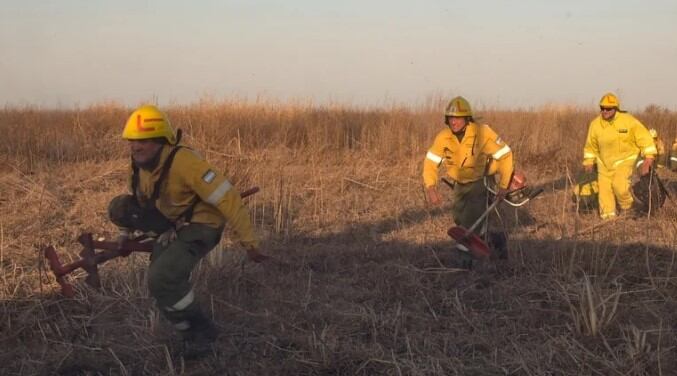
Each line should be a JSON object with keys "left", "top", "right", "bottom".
{"left": 43, "top": 245, "right": 76, "bottom": 297}
{"left": 447, "top": 227, "right": 491, "bottom": 259}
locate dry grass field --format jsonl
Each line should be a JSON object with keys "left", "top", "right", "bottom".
{"left": 1, "top": 99, "right": 676, "bottom": 375}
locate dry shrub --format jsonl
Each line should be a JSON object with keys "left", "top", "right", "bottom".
{"left": 1, "top": 99, "right": 676, "bottom": 375}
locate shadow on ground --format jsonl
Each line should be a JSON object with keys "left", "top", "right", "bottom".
{"left": 5, "top": 213, "right": 676, "bottom": 375}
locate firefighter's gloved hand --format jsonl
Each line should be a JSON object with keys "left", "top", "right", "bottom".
{"left": 246, "top": 246, "right": 270, "bottom": 263}
{"left": 116, "top": 228, "right": 131, "bottom": 251}
{"left": 639, "top": 158, "right": 654, "bottom": 176}
{"left": 426, "top": 186, "right": 442, "bottom": 207}
{"left": 583, "top": 164, "right": 594, "bottom": 173}
{"left": 495, "top": 188, "right": 509, "bottom": 202}
{"left": 157, "top": 228, "right": 177, "bottom": 247}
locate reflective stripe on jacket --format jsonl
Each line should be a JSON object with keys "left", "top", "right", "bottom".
{"left": 422, "top": 122, "right": 514, "bottom": 189}
{"left": 582, "top": 112, "right": 657, "bottom": 170}
{"left": 130, "top": 145, "right": 259, "bottom": 249}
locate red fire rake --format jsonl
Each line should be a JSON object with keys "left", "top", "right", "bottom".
{"left": 44, "top": 233, "right": 153, "bottom": 297}
{"left": 44, "top": 187, "right": 260, "bottom": 297}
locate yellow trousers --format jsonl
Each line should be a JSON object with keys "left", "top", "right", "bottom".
{"left": 596, "top": 161, "right": 634, "bottom": 219}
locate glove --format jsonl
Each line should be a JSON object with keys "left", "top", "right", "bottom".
{"left": 156, "top": 219, "right": 190, "bottom": 248}
{"left": 426, "top": 186, "right": 442, "bottom": 207}
{"left": 116, "top": 228, "right": 131, "bottom": 251}
{"left": 639, "top": 158, "right": 654, "bottom": 176}
{"left": 495, "top": 188, "right": 508, "bottom": 202}
{"left": 156, "top": 228, "right": 177, "bottom": 247}
{"left": 246, "top": 246, "right": 270, "bottom": 263}
{"left": 583, "top": 164, "right": 594, "bottom": 173}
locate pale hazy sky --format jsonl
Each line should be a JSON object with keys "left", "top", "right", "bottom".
{"left": 2, "top": 0, "right": 676, "bottom": 110}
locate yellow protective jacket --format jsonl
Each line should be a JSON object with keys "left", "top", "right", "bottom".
{"left": 130, "top": 145, "right": 259, "bottom": 249}
{"left": 583, "top": 112, "right": 657, "bottom": 170}
{"left": 423, "top": 122, "right": 514, "bottom": 189}
{"left": 654, "top": 137, "right": 665, "bottom": 167}
{"left": 672, "top": 138, "right": 677, "bottom": 170}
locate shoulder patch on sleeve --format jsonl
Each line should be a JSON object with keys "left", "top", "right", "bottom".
{"left": 202, "top": 170, "right": 216, "bottom": 184}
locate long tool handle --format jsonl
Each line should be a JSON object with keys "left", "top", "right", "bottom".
{"left": 240, "top": 186, "right": 260, "bottom": 199}
{"left": 464, "top": 187, "right": 543, "bottom": 236}
{"left": 465, "top": 197, "right": 502, "bottom": 235}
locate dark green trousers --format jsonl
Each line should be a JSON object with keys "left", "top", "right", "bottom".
{"left": 148, "top": 224, "right": 223, "bottom": 326}
{"left": 450, "top": 180, "right": 509, "bottom": 261}
{"left": 108, "top": 194, "right": 223, "bottom": 329}
{"left": 451, "top": 180, "right": 488, "bottom": 234}
{"left": 450, "top": 180, "right": 488, "bottom": 266}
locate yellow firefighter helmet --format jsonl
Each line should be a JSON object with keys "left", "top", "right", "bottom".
{"left": 122, "top": 105, "right": 177, "bottom": 145}
{"left": 445, "top": 96, "right": 473, "bottom": 117}
{"left": 599, "top": 92, "right": 621, "bottom": 110}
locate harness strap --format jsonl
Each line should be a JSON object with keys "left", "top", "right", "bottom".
{"left": 131, "top": 144, "right": 198, "bottom": 225}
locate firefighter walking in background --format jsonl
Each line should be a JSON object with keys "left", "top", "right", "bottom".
{"left": 649, "top": 129, "right": 666, "bottom": 169}
{"left": 582, "top": 93, "right": 657, "bottom": 220}
{"left": 423, "top": 96, "right": 514, "bottom": 268}
{"left": 672, "top": 137, "right": 677, "bottom": 171}
{"left": 108, "top": 105, "right": 267, "bottom": 358}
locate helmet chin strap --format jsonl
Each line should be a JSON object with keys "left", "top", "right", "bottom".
{"left": 175, "top": 129, "right": 182, "bottom": 145}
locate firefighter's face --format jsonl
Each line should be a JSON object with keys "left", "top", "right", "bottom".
{"left": 449, "top": 116, "right": 468, "bottom": 133}
{"left": 130, "top": 139, "right": 163, "bottom": 166}
{"left": 600, "top": 107, "right": 616, "bottom": 121}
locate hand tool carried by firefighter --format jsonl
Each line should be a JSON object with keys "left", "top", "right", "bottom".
{"left": 44, "top": 187, "right": 260, "bottom": 297}
{"left": 447, "top": 171, "right": 543, "bottom": 259}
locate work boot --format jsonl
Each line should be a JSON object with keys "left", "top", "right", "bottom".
{"left": 455, "top": 244, "right": 473, "bottom": 270}
{"left": 178, "top": 314, "right": 219, "bottom": 360}
{"left": 489, "top": 232, "right": 509, "bottom": 260}
{"left": 619, "top": 207, "right": 638, "bottom": 219}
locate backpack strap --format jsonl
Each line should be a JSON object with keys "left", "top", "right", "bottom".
{"left": 131, "top": 143, "right": 199, "bottom": 224}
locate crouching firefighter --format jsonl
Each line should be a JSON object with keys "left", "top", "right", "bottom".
{"left": 422, "top": 96, "right": 515, "bottom": 268}
{"left": 108, "top": 105, "right": 267, "bottom": 358}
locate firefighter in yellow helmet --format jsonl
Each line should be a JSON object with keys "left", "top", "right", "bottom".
{"left": 582, "top": 93, "right": 657, "bottom": 220}
{"left": 648, "top": 129, "right": 666, "bottom": 168}
{"left": 423, "top": 96, "right": 514, "bottom": 268}
{"left": 671, "top": 137, "right": 677, "bottom": 171}
{"left": 108, "top": 105, "right": 267, "bottom": 358}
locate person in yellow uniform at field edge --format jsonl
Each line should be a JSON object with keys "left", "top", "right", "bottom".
{"left": 671, "top": 137, "right": 677, "bottom": 171}
{"left": 107, "top": 105, "right": 268, "bottom": 358}
{"left": 582, "top": 93, "right": 657, "bottom": 220}
{"left": 648, "top": 129, "right": 665, "bottom": 168}
{"left": 423, "top": 96, "right": 514, "bottom": 269}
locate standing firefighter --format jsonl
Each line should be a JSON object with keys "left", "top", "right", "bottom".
{"left": 108, "top": 105, "right": 267, "bottom": 358}
{"left": 649, "top": 129, "right": 666, "bottom": 169}
{"left": 423, "top": 96, "right": 514, "bottom": 268}
{"left": 582, "top": 93, "right": 657, "bottom": 220}
{"left": 672, "top": 137, "right": 677, "bottom": 171}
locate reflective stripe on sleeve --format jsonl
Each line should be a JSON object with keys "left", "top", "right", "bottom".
{"left": 672, "top": 156, "right": 677, "bottom": 162}
{"left": 612, "top": 154, "right": 639, "bottom": 168}
{"left": 205, "top": 180, "right": 233, "bottom": 205}
{"left": 584, "top": 152, "right": 596, "bottom": 159}
{"left": 165, "top": 289, "right": 195, "bottom": 312}
{"left": 643, "top": 146, "right": 657, "bottom": 155}
{"left": 492, "top": 145, "right": 511, "bottom": 160}
{"left": 426, "top": 151, "right": 443, "bottom": 164}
